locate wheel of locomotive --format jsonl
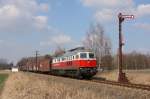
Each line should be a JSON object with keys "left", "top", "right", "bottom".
{"left": 76, "top": 70, "right": 83, "bottom": 79}
{"left": 77, "top": 75, "right": 83, "bottom": 79}
{"left": 82, "top": 75, "right": 93, "bottom": 80}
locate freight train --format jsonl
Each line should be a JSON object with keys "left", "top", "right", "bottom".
{"left": 18, "top": 47, "right": 97, "bottom": 79}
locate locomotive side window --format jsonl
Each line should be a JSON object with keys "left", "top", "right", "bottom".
{"left": 58, "top": 58, "right": 60, "bottom": 62}
{"left": 70, "top": 56, "right": 72, "bottom": 60}
{"left": 71, "top": 56, "right": 72, "bottom": 60}
{"left": 72, "top": 56, "right": 74, "bottom": 60}
{"left": 80, "top": 53, "right": 87, "bottom": 58}
{"left": 60, "top": 58, "right": 61, "bottom": 62}
{"left": 55, "top": 59, "right": 57, "bottom": 63}
{"left": 67, "top": 57, "right": 69, "bottom": 61}
{"left": 76, "top": 55, "right": 79, "bottom": 59}
{"left": 62, "top": 57, "right": 65, "bottom": 61}
{"left": 89, "top": 53, "right": 94, "bottom": 58}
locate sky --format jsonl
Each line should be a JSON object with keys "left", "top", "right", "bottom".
{"left": 0, "top": 0, "right": 150, "bottom": 63}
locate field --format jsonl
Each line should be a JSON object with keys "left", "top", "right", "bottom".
{"left": 0, "top": 74, "right": 8, "bottom": 87}
{"left": 0, "top": 71, "right": 150, "bottom": 99}
{"left": 0, "top": 73, "right": 9, "bottom": 95}
{"left": 95, "top": 69, "right": 150, "bottom": 85}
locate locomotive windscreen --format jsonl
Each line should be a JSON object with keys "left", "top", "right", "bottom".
{"left": 89, "top": 53, "right": 94, "bottom": 58}
{"left": 80, "top": 53, "right": 87, "bottom": 58}
{"left": 80, "top": 52, "right": 95, "bottom": 59}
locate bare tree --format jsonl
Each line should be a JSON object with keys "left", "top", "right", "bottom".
{"left": 0, "top": 58, "right": 8, "bottom": 64}
{"left": 83, "top": 23, "right": 112, "bottom": 69}
{"left": 54, "top": 46, "right": 65, "bottom": 57}
{"left": 0, "top": 58, "right": 11, "bottom": 70}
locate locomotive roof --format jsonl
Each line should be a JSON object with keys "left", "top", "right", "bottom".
{"left": 53, "top": 48, "right": 93, "bottom": 59}
{"left": 68, "top": 47, "right": 85, "bottom": 52}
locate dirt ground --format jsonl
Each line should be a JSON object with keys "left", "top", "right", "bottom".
{"left": 95, "top": 69, "right": 150, "bottom": 85}
{"left": 0, "top": 72, "right": 150, "bottom": 99}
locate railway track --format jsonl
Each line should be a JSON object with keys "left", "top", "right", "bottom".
{"left": 90, "top": 77, "right": 150, "bottom": 91}
{"left": 27, "top": 71, "right": 150, "bottom": 91}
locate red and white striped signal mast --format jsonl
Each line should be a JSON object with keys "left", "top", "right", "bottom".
{"left": 118, "top": 13, "right": 134, "bottom": 83}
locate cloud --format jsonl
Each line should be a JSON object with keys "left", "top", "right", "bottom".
{"left": 81, "top": 0, "right": 134, "bottom": 8}
{"left": 34, "top": 16, "right": 48, "bottom": 29}
{"left": 40, "top": 34, "right": 72, "bottom": 46}
{"left": 0, "top": 0, "right": 51, "bottom": 63}
{"left": 136, "top": 4, "right": 150, "bottom": 17}
{"left": 0, "top": 0, "right": 49, "bottom": 34}
{"left": 81, "top": 0, "right": 150, "bottom": 23}
{"left": 0, "top": 5, "right": 19, "bottom": 18}
{"left": 51, "top": 34, "right": 72, "bottom": 45}
{"left": 135, "top": 48, "right": 150, "bottom": 54}
{"left": 134, "top": 23, "right": 150, "bottom": 30}
{"left": 94, "top": 9, "right": 114, "bottom": 22}
{"left": 39, "top": 3, "right": 49, "bottom": 12}
{"left": 81, "top": 0, "right": 134, "bottom": 22}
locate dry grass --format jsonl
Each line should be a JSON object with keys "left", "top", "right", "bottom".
{"left": 95, "top": 69, "right": 150, "bottom": 85}
{"left": 95, "top": 70, "right": 118, "bottom": 81}
{"left": 0, "top": 70, "right": 11, "bottom": 74}
{"left": 1, "top": 72, "right": 150, "bottom": 99}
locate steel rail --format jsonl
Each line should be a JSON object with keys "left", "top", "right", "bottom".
{"left": 90, "top": 77, "right": 150, "bottom": 91}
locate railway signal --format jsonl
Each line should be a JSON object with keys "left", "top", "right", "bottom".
{"left": 118, "top": 13, "right": 134, "bottom": 83}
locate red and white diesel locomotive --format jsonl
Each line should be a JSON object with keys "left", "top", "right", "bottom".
{"left": 51, "top": 47, "right": 97, "bottom": 78}
{"left": 18, "top": 47, "right": 97, "bottom": 79}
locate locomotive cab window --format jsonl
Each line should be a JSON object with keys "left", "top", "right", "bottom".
{"left": 80, "top": 53, "right": 87, "bottom": 58}
{"left": 89, "top": 53, "right": 94, "bottom": 58}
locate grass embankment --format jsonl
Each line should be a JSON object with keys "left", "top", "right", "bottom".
{"left": 95, "top": 69, "right": 150, "bottom": 85}
{"left": 0, "top": 74, "right": 8, "bottom": 88}
{"left": 1, "top": 72, "right": 150, "bottom": 99}
{"left": 0, "top": 74, "right": 8, "bottom": 93}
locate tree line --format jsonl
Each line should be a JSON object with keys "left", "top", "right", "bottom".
{"left": 122, "top": 52, "right": 150, "bottom": 70}
{"left": 0, "top": 58, "right": 12, "bottom": 70}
